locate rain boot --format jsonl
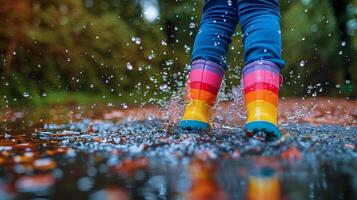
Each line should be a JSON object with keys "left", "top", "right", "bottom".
{"left": 180, "top": 59, "right": 225, "bottom": 130}
{"left": 243, "top": 61, "right": 282, "bottom": 140}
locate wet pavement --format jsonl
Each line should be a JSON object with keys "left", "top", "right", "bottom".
{"left": 0, "top": 98, "right": 356, "bottom": 200}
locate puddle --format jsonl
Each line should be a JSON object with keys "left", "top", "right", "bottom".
{"left": 0, "top": 99, "right": 356, "bottom": 199}
{"left": 0, "top": 116, "right": 356, "bottom": 199}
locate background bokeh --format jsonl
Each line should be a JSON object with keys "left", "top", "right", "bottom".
{"left": 0, "top": 0, "right": 356, "bottom": 107}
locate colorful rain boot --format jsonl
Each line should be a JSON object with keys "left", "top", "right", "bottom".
{"left": 180, "top": 59, "right": 225, "bottom": 130}
{"left": 243, "top": 61, "right": 283, "bottom": 140}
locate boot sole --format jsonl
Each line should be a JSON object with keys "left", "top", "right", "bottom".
{"left": 244, "top": 121, "right": 282, "bottom": 141}
{"left": 179, "top": 120, "right": 210, "bottom": 130}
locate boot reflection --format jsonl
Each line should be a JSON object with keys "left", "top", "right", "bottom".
{"left": 246, "top": 166, "right": 281, "bottom": 200}
{"left": 187, "top": 160, "right": 228, "bottom": 200}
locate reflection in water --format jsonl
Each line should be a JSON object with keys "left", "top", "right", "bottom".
{"left": 90, "top": 187, "right": 129, "bottom": 200}
{"left": 187, "top": 159, "right": 228, "bottom": 200}
{"left": 16, "top": 173, "right": 55, "bottom": 193}
{"left": 246, "top": 166, "right": 281, "bottom": 200}
{"left": 0, "top": 117, "right": 356, "bottom": 199}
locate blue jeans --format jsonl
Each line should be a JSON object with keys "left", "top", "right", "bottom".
{"left": 191, "top": 0, "right": 284, "bottom": 69}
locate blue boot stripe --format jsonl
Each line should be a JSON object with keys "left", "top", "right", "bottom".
{"left": 244, "top": 121, "right": 282, "bottom": 139}
{"left": 180, "top": 120, "right": 209, "bottom": 130}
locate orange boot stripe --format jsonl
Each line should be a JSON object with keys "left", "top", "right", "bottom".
{"left": 245, "top": 89, "right": 278, "bottom": 107}
{"left": 188, "top": 89, "right": 216, "bottom": 105}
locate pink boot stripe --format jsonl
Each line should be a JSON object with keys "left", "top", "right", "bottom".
{"left": 243, "top": 70, "right": 280, "bottom": 89}
{"left": 189, "top": 69, "right": 223, "bottom": 89}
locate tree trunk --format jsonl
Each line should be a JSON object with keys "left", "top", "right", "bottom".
{"left": 329, "top": 0, "right": 353, "bottom": 95}
{"left": 4, "top": 33, "right": 17, "bottom": 78}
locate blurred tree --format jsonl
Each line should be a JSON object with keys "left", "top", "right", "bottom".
{"left": 0, "top": 0, "right": 356, "bottom": 106}
{"left": 0, "top": 0, "right": 167, "bottom": 104}
{"left": 0, "top": 1, "right": 32, "bottom": 77}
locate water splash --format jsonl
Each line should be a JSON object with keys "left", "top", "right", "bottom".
{"left": 213, "top": 80, "right": 246, "bottom": 129}
{"left": 280, "top": 99, "right": 318, "bottom": 127}
{"left": 160, "top": 86, "right": 186, "bottom": 131}
{"left": 226, "top": 83, "right": 247, "bottom": 124}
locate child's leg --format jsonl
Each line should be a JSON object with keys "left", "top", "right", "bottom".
{"left": 180, "top": 0, "right": 238, "bottom": 130}
{"left": 237, "top": 0, "right": 284, "bottom": 139}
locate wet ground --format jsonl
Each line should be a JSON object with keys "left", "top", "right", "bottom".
{"left": 0, "top": 98, "right": 356, "bottom": 200}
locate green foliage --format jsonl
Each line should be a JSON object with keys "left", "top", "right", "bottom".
{"left": 0, "top": 0, "right": 356, "bottom": 107}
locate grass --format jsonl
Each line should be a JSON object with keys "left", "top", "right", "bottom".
{"left": 0, "top": 90, "right": 169, "bottom": 109}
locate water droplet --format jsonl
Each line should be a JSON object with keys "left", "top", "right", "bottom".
{"left": 148, "top": 51, "right": 156, "bottom": 60}
{"left": 165, "top": 60, "right": 174, "bottom": 66}
{"left": 159, "top": 84, "right": 168, "bottom": 91}
{"left": 341, "top": 41, "right": 346, "bottom": 46}
{"left": 23, "top": 92, "right": 30, "bottom": 98}
{"left": 131, "top": 36, "right": 141, "bottom": 45}
{"left": 189, "top": 22, "right": 195, "bottom": 28}
{"left": 312, "top": 91, "right": 317, "bottom": 97}
{"left": 227, "top": 0, "right": 233, "bottom": 6}
{"left": 299, "top": 60, "right": 305, "bottom": 67}
{"left": 184, "top": 44, "right": 191, "bottom": 53}
{"left": 126, "top": 62, "right": 133, "bottom": 70}
{"left": 121, "top": 103, "right": 128, "bottom": 109}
